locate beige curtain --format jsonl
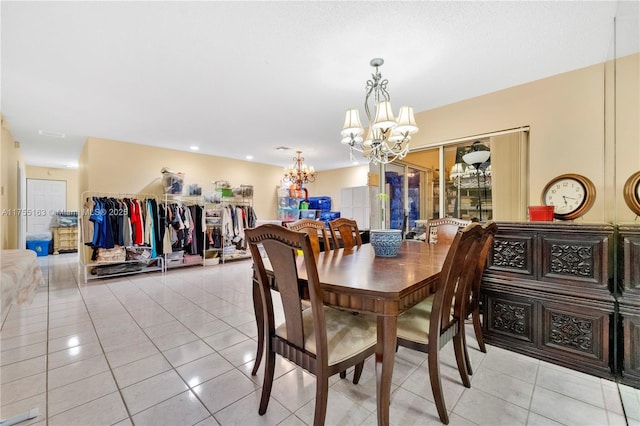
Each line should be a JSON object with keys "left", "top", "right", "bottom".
{"left": 490, "top": 131, "right": 529, "bottom": 221}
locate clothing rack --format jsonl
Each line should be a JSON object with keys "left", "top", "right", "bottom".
{"left": 161, "top": 194, "right": 206, "bottom": 269}
{"left": 79, "top": 191, "right": 164, "bottom": 282}
{"left": 205, "top": 194, "right": 255, "bottom": 264}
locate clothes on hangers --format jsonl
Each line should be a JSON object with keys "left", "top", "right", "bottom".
{"left": 217, "top": 204, "right": 257, "bottom": 250}
{"left": 159, "top": 202, "right": 205, "bottom": 256}
{"left": 86, "top": 196, "right": 157, "bottom": 251}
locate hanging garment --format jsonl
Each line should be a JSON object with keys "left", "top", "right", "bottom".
{"left": 122, "top": 200, "right": 133, "bottom": 247}
{"left": 151, "top": 199, "right": 163, "bottom": 255}
{"left": 130, "top": 199, "right": 144, "bottom": 245}
{"left": 146, "top": 199, "right": 157, "bottom": 258}
{"left": 235, "top": 206, "right": 245, "bottom": 248}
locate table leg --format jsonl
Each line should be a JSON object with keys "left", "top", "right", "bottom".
{"left": 376, "top": 315, "right": 397, "bottom": 426}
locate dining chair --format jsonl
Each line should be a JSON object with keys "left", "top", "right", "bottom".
{"left": 395, "top": 222, "right": 484, "bottom": 424}
{"left": 328, "top": 217, "right": 362, "bottom": 250}
{"left": 250, "top": 218, "right": 331, "bottom": 375}
{"left": 426, "top": 217, "right": 471, "bottom": 245}
{"left": 462, "top": 221, "right": 498, "bottom": 374}
{"left": 285, "top": 219, "right": 331, "bottom": 259}
{"left": 246, "top": 224, "right": 377, "bottom": 426}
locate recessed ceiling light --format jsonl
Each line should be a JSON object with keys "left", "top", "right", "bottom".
{"left": 189, "top": 146, "right": 199, "bottom": 151}
{"left": 245, "top": 155, "right": 253, "bottom": 160}
{"left": 38, "top": 129, "right": 65, "bottom": 138}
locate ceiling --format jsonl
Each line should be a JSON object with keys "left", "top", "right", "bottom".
{"left": 1, "top": 1, "right": 636, "bottom": 171}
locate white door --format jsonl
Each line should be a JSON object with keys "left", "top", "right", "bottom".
{"left": 340, "top": 186, "right": 372, "bottom": 230}
{"left": 26, "top": 179, "right": 66, "bottom": 235}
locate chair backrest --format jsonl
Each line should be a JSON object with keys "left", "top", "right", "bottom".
{"left": 285, "top": 219, "right": 330, "bottom": 259}
{"left": 426, "top": 218, "right": 471, "bottom": 245}
{"left": 328, "top": 218, "right": 362, "bottom": 250}
{"left": 468, "top": 221, "right": 498, "bottom": 309}
{"left": 430, "top": 222, "right": 484, "bottom": 339}
{"left": 245, "top": 224, "right": 329, "bottom": 362}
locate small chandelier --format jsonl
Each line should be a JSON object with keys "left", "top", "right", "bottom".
{"left": 284, "top": 150, "right": 316, "bottom": 187}
{"left": 340, "top": 58, "right": 419, "bottom": 165}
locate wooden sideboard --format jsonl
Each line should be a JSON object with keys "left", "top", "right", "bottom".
{"left": 481, "top": 222, "right": 616, "bottom": 379}
{"left": 52, "top": 226, "right": 78, "bottom": 254}
{"left": 618, "top": 224, "right": 640, "bottom": 388}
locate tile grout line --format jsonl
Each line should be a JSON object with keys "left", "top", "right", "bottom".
{"left": 612, "top": 380, "right": 630, "bottom": 425}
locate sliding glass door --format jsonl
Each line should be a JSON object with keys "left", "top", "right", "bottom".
{"left": 384, "top": 163, "right": 428, "bottom": 231}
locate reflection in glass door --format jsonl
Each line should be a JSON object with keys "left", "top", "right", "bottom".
{"left": 407, "top": 167, "right": 423, "bottom": 229}
{"left": 385, "top": 163, "right": 405, "bottom": 229}
{"left": 385, "top": 163, "right": 426, "bottom": 231}
{"left": 445, "top": 140, "right": 493, "bottom": 221}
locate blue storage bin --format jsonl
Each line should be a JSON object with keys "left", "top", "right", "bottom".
{"left": 308, "top": 196, "right": 332, "bottom": 211}
{"left": 26, "top": 239, "right": 51, "bottom": 257}
{"left": 320, "top": 211, "right": 340, "bottom": 226}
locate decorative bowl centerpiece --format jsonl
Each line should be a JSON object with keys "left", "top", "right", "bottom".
{"left": 370, "top": 229, "right": 402, "bottom": 257}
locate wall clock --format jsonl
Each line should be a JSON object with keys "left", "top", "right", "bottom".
{"left": 623, "top": 171, "right": 640, "bottom": 216}
{"left": 541, "top": 173, "right": 596, "bottom": 220}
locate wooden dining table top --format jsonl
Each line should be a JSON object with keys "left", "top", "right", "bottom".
{"left": 290, "top": 240, "right": 451, "bottom": 315}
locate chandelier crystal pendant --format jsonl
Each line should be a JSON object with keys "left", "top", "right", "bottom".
{"left": 340, "top": 58, "right": 418, "bottom": 165}
{"left": 284, "top": 150, "right": 316, "bottom": 187}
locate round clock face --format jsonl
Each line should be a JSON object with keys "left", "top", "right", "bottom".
{"left": 623, "top": 171, "right": 640, "bottom": 216}
{"left": 541, "top": 174, "right": 596, "bottom": 220}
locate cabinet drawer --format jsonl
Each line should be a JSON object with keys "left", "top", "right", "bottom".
{"left": 56, "top": 227, "right": 77, "bottom": 235}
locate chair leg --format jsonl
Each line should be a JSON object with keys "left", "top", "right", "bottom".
{"left": 258, "top": 350, "right": 276, "bottom": 415}
{"left": 453, "top": 332, "right": 471, "bottom": 388}
{"left": 251, "top": 279, "right": 264, "bottom": 376}
{"left": 352, "top": 361, "right": 364, "bottom": 384}
{"left": 460, "top": 319, "right": 473, "bottom": 376}
{"left": 339, "top": 370, "right": 347, "bottom": 379}
{"left": 472, "top": 308, "right": 486, "bottom": 353}
{"left": 313, "top": 376, "right": 329, "bottom": 426}
{"left": 428, "top": 347, "right": 449, "bottom": 425}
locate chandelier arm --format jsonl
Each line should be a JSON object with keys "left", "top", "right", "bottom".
{"left": 364, "top": 81, "right": 375, "bottom": 122}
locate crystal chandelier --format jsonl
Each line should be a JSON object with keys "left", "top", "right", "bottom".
{"left": 284, "top": 150, "right": 316, "bottom": 187}
{"left": 340, "top": 58, "right": 419, "bottom": 165}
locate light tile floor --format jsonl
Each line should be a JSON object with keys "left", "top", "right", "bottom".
{"left": 1, "top": 253, "right": 639, "bottom": 426}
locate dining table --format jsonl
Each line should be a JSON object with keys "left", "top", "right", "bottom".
{"left": 254, "top": 240, "right": 451, "bottom": 426}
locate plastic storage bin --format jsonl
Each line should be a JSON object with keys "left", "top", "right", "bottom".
{"left": 299, "top": 209, "right": 318, "bottom": 220}
{"left": 277, "top": 208, "right": 300, "bottom": 222}
{"left": 308, "top": 196, "right": 332, "bottom": 211}
{"left": 26, "top": 240, "right": 51, "bottom": 257}
{"left": 320, "top": 211, "right": 340, "bottom": 226}
{"left": 162, "top": 171, "right": 184, "bottom": 194}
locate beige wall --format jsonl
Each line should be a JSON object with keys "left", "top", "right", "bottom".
{"left": 26, "top": 166, "right": 79, "bottom": 211}
{"left": 1, "top": 116, "right": 26, "bottom": 249}
{"left": 79, "top": 138, "right": 285, "bottom": 220}
{"left": 78, "top": 142, "right": 89, "bottom": 201}
{"left": 407, "top": 53, "right": 639, "bottom": 223}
